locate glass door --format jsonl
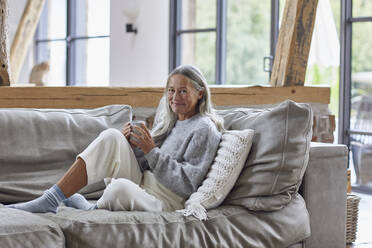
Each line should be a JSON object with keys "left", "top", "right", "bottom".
{"left": 340, "top": 0, "right": 372, "bottom": 190}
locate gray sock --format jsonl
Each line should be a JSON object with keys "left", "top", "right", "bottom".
{"left": 6, "top": 184, "right": 66, "bottom": 213}
{"left": 63, "top": 193, "right": 97, "bottom": 210}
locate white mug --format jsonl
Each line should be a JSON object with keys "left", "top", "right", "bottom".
{"left": 130, "top": 120, "right": 145, "bottom": 142}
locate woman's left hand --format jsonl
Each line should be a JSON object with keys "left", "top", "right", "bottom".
{"left": 129, "top": 123, "right": 156, "bottom": 154}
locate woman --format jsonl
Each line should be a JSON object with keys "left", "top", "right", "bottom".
{"left": 7, "top": 65, "right": 223, "bottom": 213}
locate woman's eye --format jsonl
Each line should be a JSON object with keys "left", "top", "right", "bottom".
{"left": 180, "top": 90, "right": 187, "bottom": 94}
{"left": 168, "top": 89, "right": 174, "bottom": 94}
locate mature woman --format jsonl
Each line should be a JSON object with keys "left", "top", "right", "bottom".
{"left": 7, "top": 65, "right": 223, "bottom": 213}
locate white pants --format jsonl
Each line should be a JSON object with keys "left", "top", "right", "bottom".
{"left": 78, "top": 128, "right": 184, "bottom": 212}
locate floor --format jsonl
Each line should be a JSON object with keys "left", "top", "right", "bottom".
{"left": 346, "top": 190, "right": 372, "bottom": 248}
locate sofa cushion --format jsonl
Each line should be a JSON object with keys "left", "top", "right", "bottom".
{"left": 0, "top": 204, "right": 65, "bottom": 248}
{"left": 41, "top": 193, "right": 310, "bottom": 248}
{"left": 179, "top": 129, "right": 254, "bottom": 220}
{"left": 0, "top": 105, "right": 132, "bottom": 204}
{"left": 218, "top": 100, "right": 313, "bottom": 211}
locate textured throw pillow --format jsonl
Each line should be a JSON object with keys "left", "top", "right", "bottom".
{"left": 178, "top": 129, "right": 255, "bottom": 220}
{"left": 218, "top": 100, "right": 313, "bottom": 211}
{"left": 0, "top": 105, "right": 132, "bottom": 203}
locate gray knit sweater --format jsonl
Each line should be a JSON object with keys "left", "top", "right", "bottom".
{"left": 134, "top": 114, "right": 221, "bottom": 199}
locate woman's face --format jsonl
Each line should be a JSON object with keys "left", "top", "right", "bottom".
{"left": 167, "top": 74, "right": 203, "bottom": 121}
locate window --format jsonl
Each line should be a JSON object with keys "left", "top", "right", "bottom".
{"left": 333, "top": 0, "right": 372, "bottom": 194}
{"left": 339, "top": 0, "right": 372, "bottom": 146}
{"left": 35, "top": 0, "right": 110, "bottom": 86}
{"left": 305, "top": 0, "right": 340, "bottom": 122}
{"left": 169, "top": 0, "right": 283, "bottom": 85}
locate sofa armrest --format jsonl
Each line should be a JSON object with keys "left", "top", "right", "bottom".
{"left": 302, "top": 142, "right": 348, "bottom": 248}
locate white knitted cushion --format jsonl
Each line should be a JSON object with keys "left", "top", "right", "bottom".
{"left": 178, "top": 129, "right": 254, "bottom": 220}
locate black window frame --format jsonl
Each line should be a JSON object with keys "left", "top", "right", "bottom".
{"left": 169, "top": 0, "right": 280, "bottom": 85}
{"left": 339, "top": 0, "right": 372, "bottom": 147}
{"left": 34, "top": 0, "right": 110, "bottom": 86}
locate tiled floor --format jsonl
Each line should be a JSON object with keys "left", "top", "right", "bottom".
{"left": 346, "top": 191, "right": 372, "bottom": 248}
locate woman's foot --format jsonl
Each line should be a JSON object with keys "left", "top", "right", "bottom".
{"left": 6, "top": 184, "right": 66, "bottom": 213}
{"left": 63, "top": 193, "right": 96, "bottom": 210}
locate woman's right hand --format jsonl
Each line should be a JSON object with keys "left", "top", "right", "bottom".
{"left": 122, "top": 122, "right": 131, "bottom": 140}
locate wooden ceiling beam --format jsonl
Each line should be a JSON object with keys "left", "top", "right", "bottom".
{"left": 270, "top": 0, "right": 319, "bottom": 86}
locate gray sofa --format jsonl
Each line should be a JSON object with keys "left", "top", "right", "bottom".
{"left": 0, "top": 101, "right": 347, "bottom": 248}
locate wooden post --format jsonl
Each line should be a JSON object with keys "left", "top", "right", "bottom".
{"left": 270, "top": 0, "right": 318, "bottom": 86}
{"left": 0, "top": 0, "right": 10, "bottom": 86}
{"left": 10, "top": 0, "right": 45, "bottom": 83}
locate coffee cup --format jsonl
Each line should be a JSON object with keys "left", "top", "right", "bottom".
{"left": 130, "top": 120, "right": 145, "bottom": 142}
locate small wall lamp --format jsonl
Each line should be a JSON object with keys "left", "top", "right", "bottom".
{"left": 122, "top": 0, "right": 140, "bottom": 35}
{"left": 126, "top": 23, "right": 137, "bottom": 34}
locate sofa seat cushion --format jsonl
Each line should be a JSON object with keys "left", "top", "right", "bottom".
{"left": 218, "top": 100, "right": 313, "bottom": 211}
{"left": 41, "top": 193, "right": 310, "bottom": 248}
{"left": 0, "top": 105, "right": 132, "bottom": 204}
{"left": 0, "top": 204, "right": 65, "bottom": 248}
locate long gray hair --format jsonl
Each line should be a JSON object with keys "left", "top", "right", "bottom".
{"left": 151, "top": 65, "right": 224, "bottom": 142}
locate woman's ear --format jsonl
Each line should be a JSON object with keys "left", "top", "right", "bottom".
{"left": 198, "top": 90, "right": 204, "bottom": 100}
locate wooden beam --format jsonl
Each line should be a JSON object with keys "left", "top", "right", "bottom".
{"left": 0, "top": 0, "right": 10, "bottom": 86}
{"left": 10, "top": 0, "right": 45, "bottom": 83}
{"left": 0, "top": 86, "right": 330, "bottom": 109}
{"left": 270, "top": 0, "right": 318, "bottom": 86}
{"left": 211, "top": 85, "right": 329, "bottom": 105}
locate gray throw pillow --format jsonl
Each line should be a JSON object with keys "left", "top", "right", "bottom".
{"left": 0, "top": 105, "right": 132, "bottom": 203}
{"left": 218, "top": 100, "right": 313, "bottom": 211}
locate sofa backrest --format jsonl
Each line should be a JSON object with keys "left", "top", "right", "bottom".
{"left": 0, "top": 105, "right": 132, "bottom": 203}
{"left": 0, "top": 101, "right": 313, "bottom": 212}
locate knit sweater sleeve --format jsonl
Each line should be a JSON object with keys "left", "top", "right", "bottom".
{"left": 144, "top": 123, "right": 221, "bottom": 198}
{"left": 132, "top": 133, "right": 167, "bottom": 172}
{"left": 132, "top": 147, "right": 150, "bottom": 171}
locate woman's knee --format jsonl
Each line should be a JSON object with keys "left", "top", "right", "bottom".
{"left": 98, "top": 128, "right": 127, "bottom": 146}
{"left": 100, "top": 128, "right": 122, "bottom": 140}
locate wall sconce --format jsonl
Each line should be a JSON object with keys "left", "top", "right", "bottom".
{"left": 126, "top": 23, "right": 137, "bottom": 34}
{"left": 122, "top": 0, "right": 140, "bottom": 35}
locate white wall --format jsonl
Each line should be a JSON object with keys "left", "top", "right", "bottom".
{"left": 7, "top": 0, "right": 169, "bottom": 85}
{"left": 110, "top": 0, "right": 169, "bottom": 86}
{"left": 8, "top": 0, "right": 34, "bottom": 84}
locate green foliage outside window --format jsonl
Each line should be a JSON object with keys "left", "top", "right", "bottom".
{"left": 187, "top": 0, "right": 372, "bottom": 118}
{"left": 193, "top": 0, "right": 271, "bottom": 85}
